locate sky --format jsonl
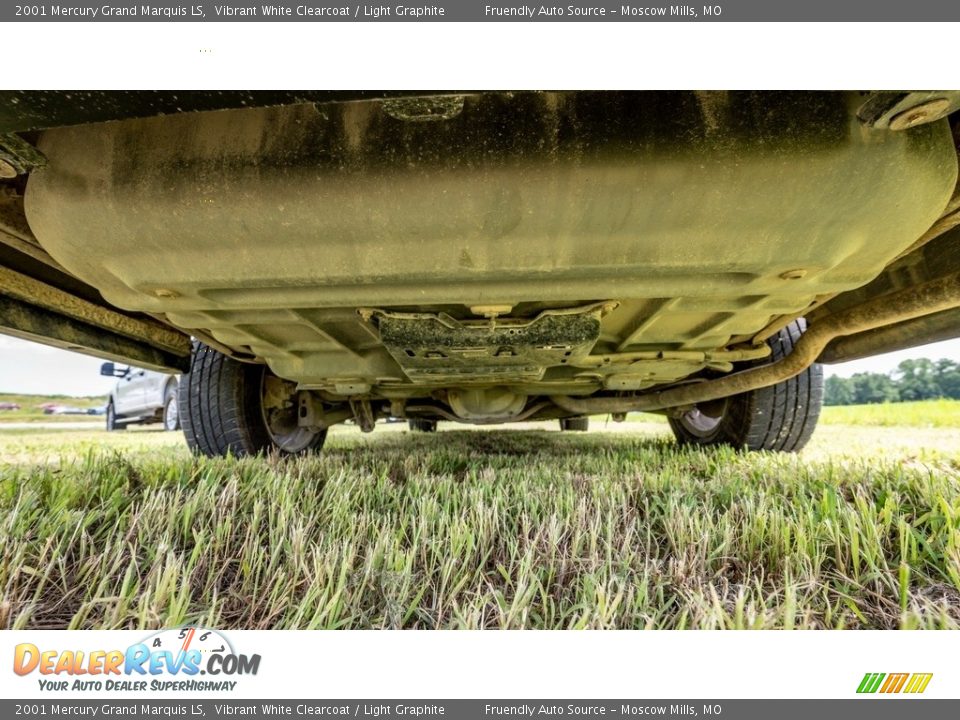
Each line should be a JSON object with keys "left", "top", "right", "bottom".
{"left": 1, "top": 334, "right": 958, "bottom": 398}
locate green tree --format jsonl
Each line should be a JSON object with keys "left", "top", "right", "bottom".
{"left": 823, "top": 357, "right": 959, "bottom": 405}
{"left": 850, "top": 372, "right": 900, "bottom": 404}
{"left": 824, "top": 375, "right": 854, "bottom": 406}
{"left": 894, "top": 358, "right": 940, "bottom": 401}
{"left": 934, "top": 358, "right": 960, "bottom": 399}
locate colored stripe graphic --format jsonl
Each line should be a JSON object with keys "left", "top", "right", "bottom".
{"left": 857, "top": 672, "right": 932, "bottom": 694}
{"left": 881, "top": 673, "right": 908, "bottom": 693}
{"left": 904, "top": 674, "right": 933, "bottom": 694}
{"left": 857, "top": 673, "right": 885, "bottom": 694}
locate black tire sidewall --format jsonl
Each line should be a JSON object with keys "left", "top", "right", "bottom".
{"left": 560, "top": 417, "right": 589, "bottom": 432}
{"left": 106, "top": 401, "right": 125, "bottom": 431}
{"left": 162, "top": 385, "right": 180, "bottom": 431}
{"left": 668, "top": 319, "right": 823, "bottom": 453}
{"left": 179, "top": 343, "right": 326, "bottom": 456}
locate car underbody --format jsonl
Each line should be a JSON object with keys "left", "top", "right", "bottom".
{"left": 1, "top": 91, "right": 959, "bottom": 454}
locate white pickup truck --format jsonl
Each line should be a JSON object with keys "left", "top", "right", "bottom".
{"left": 100, "top": 363, "right": 180, "bottom": 432}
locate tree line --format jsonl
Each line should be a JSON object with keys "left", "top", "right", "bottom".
{"left": 825, "top": 358, "right": 960, "bottom": 406}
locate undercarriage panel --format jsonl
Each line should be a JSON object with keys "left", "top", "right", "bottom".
{"left": 21, "top": 91, "right": 958, "bottom": 396}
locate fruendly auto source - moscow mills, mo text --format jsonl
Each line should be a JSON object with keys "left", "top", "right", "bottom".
{"left": 485, "top": 5, "right": 708, "bottom": 17}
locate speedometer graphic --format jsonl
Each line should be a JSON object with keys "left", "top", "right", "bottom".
{"left": 139, "top": 627, "right": 235, "bottom": 658}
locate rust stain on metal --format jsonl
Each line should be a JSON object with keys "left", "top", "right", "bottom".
{"left": 0, "top": 265, "right": 191, "bottom": 354}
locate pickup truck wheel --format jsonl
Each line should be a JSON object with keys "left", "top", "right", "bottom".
{"left": 179, "top": 342, "right": 327, "bottom": 457}
{"left": 162, "top": 385, "right": 180, "bottom": 431}
{"left": 559, "top": 417, "right": 589, "bottom": 432}
{"left": 668, "top": 319, "right": 823, "bottom": 453}
{"left": 105, "top": 401, "right": 125, "bottom": 432}
{"left": 408, "top": 419, "right": 437, "bottom": 433}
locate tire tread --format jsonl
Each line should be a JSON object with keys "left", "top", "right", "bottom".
{"left": 668, "top": 319, "right": 823, "bottom": 453}
{"left": 179, "top": 342, "right": 326, "bottom": 457}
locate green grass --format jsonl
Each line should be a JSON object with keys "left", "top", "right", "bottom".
{"left": 1, "top": 417, "right": 959, "bottom": 630}
{"left": 820, "top": 398, "right": 960, "bottom": 428}
{"left": 625, "top": 398, "right": 960, "bottom": 429}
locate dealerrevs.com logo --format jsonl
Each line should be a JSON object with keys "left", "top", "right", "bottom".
{"left": 13, "top": 627, "right": 260, "bottom": 693}
{"left": 857, "top": 673, "right": 933, "bottom": 695}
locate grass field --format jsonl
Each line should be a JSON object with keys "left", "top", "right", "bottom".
{"left": 820, "top": 398, "right": 960, "bottom": 428}
{"left": 0, "top": 392, "right": 106, "bottom": 423}
{"left": 1, "top": 400, "right": 958, "bottom": 630}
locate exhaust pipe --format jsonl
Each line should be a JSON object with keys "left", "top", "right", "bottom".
{"left": 550, "top": 271, "right": 960, "bottom": 416}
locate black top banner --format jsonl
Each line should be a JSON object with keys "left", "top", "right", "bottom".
{"left": 6, "top": 0, "right": 960, "bottom": 21}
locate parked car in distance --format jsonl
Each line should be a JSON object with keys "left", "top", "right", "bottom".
{"left": 45, "top": 405, "right": 90, "bottom": 415}
{"left": 100, "top": 363, "right": 180, "bottom": 432}
{"left": 0, "top": 402, "right": 20, "bottom": 411}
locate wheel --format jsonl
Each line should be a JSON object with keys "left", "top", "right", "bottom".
{"left": 179, "top": 342, "right": 327, "bottom": 457}
{"left": 408, "top": 418, "right": 437, "bottom": 433}
{"left": 162, "top": 383, "right": 180, "bottom": 431}
{"left": 105, "top": 401, "right": 125, "bottom": 432}
{"left": 559, "top": 417, "right": 589, "bottom": 432}
{"left": 668, "top": 319, "right": 823, "bottom": 452}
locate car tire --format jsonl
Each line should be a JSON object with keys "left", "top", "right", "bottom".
{"left": 408, "top": 419, "right": 437, "bottom": 433}
{"left": 668, "top": 319, "right": 823, "bottom": 453}
{"left": 559, "top": 417, "right": 589, "bottom": 432}
{"left": 162, "top": 383, "right": 180, "bottom": 431}
{"left": 105, "top": 401, "right": 125, "bottom": 432}
{"left": 179, "top": 342, "right": 327, "bottom": 457}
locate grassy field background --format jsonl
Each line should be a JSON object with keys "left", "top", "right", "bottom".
{"left": 0, "top": 392, "right": 105, "bottom": 422}
{"left": 1, "top": 400, "right": 958, "bottom": 630}
{"left": 819, "top": 398, "right": 960, "bottom": 428}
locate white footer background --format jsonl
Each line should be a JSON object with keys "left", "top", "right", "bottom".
{"left": 0, "top": 630, "right": 949, "bottom": 699}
